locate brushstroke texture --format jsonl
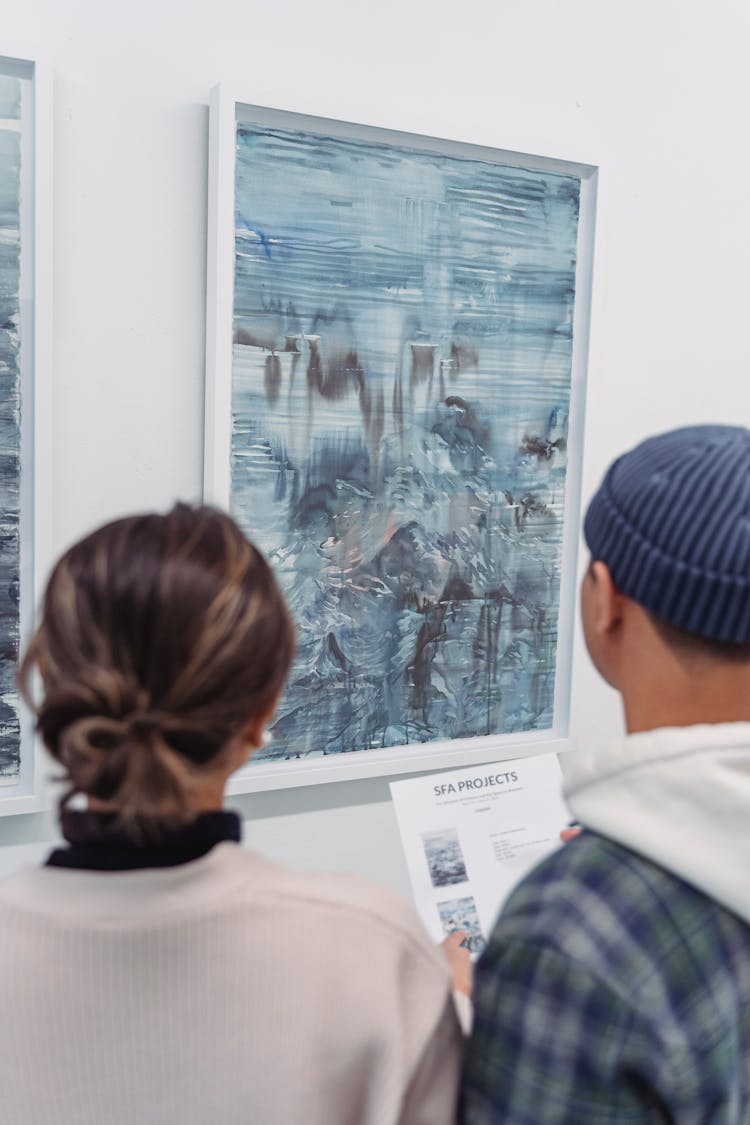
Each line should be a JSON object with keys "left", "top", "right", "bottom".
{"left": 231, "top": 122, "right": 581, "bottom": 761}
{"left": 0, "top": 75, "right": 22, "bottom": 777}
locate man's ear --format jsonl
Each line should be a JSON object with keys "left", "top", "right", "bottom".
{"left": 581, "top": 560, "right": 626, "bottom": 690}
{"left": 589, "top": 561, "right": 624, "bottom": 635}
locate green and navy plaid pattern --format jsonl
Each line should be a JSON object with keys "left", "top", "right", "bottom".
{"left": 461, "top": 832, "right": 750, "bottom": 1124}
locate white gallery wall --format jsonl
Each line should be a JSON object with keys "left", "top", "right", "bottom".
{"left": 1, "top": 0, "right": 749, "bottom": 893}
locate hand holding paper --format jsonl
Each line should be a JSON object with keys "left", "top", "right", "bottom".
{"left": 440, "top": 931, "right": 473, "bottom": 996}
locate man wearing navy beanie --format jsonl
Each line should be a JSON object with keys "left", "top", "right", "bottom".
{"left": 462, "top": 425, "right": 750, "bottom": 1124}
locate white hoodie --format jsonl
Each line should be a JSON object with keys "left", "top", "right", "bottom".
{"left": 563, "top": 721, "right": 750, "bottom": 925}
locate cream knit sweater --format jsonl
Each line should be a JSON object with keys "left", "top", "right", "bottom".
{"left": 0, "top": 842, "right": 462, "bottom": 1125}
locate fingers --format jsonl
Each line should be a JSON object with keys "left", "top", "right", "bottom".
{"left": 440, "top": 933, "right": 474, "bottom": 997}
{"left": 560, "top": 827, "right": 582, "bottom": 843}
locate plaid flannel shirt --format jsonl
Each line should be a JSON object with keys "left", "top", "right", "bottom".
{"left": 461, "top": 831, "right": 750, "bottom": 1124}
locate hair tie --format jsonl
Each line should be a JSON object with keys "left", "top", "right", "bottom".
{"left": 128, "top": 713, "right": 160, "bottom": 739}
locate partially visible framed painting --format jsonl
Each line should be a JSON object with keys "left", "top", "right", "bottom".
{"left": 205, "top": 88, "right": 596, "bottom": 792}
{"left": 0, "top": 55, "right": 52, "bottom": 814}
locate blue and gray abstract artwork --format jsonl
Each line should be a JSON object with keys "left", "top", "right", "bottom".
{"left": 231, "top": 122, "right": 581, "bottom": 761}
{"left": 0, "top": 76, "right": 21, "bottom": 777}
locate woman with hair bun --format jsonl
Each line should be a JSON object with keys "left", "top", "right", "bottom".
{"left": 0, "top": 504, "right": 465, "bottom": 1125}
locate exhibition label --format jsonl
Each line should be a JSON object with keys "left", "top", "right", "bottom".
{"left": 390, "top": 753, "right": 569, "bottom": 956}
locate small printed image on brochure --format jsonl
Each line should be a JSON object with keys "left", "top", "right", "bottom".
{"left": 390, "top": 753, "right": 569, "bottom": 957}
{"left": 437, "top": 895, "right": 486, "bottom": 956}
{"left": 422, "top": 829, "right": 469, "bottom": 888}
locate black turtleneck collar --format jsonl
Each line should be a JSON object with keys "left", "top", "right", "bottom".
{"left": 45, "top": 810, "right": 242, "bottom": 871}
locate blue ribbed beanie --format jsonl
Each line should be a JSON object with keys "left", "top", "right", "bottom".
{"left": 584, "top": 425, "right": 750, "bottom": 644}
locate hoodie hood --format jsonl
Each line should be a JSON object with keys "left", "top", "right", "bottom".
{"left": 564, "top": 722, "right": 750, "bottom": 925}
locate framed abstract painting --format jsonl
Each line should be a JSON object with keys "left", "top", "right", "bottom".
{"left": 205, "top": 88, "right": 596, "bottom": 791}
{"left": 0, "top": 55, "right": 52, "bottom": 814}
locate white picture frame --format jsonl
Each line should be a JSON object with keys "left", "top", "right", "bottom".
{"left": 205, "top": 86, "right": 597, "bottom": 794}
{"left": 0, "top": 54, "right": 53, "bottom": 815}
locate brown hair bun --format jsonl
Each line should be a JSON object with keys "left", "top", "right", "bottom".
{"left": 20, "top": 504, "right": 295, "bottom": 832}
